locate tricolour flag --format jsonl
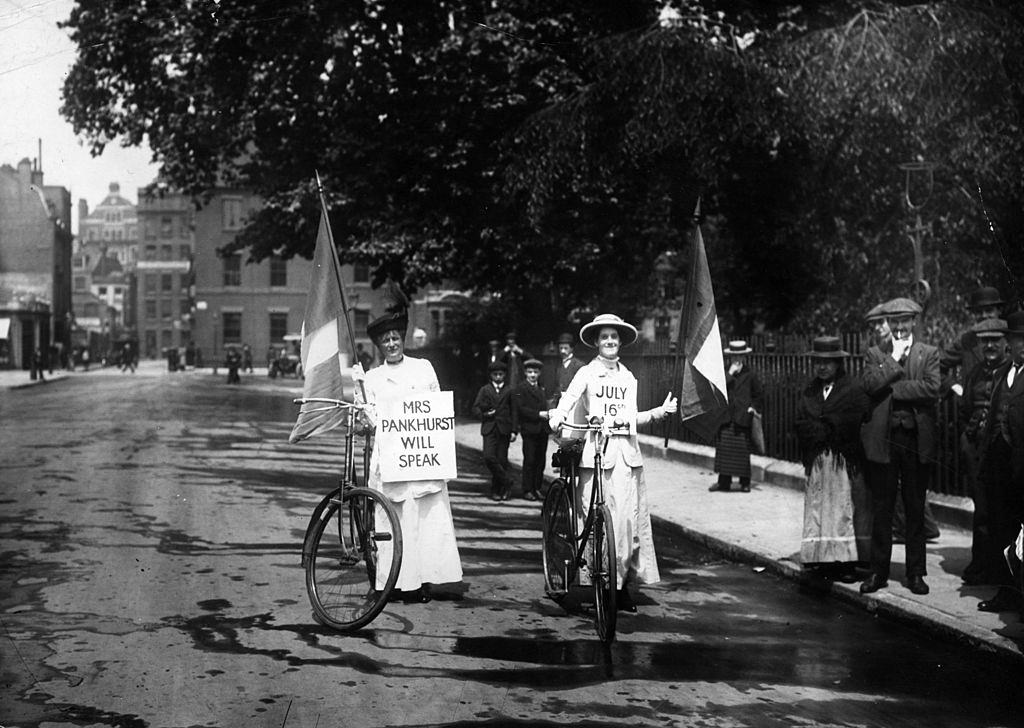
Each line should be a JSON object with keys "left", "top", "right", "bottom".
{"left": 288, "top": 202, "right": 353, "bottom": 443}
{"left": 678, "top": 221, "right": 729, "bottom": 442}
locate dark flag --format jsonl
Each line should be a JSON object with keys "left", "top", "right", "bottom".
{"left": 678, "top": 219, "right": 728, "bottom": 442}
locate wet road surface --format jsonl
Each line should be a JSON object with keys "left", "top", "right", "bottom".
{"left": 1, "top": 365, "right": 1021, "bottom": 727}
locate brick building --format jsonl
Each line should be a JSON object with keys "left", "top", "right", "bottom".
{"left": 135, "top": 187, "right": 194, "bottom": 358}
{"left": 0, "top": 157, "right": 72, "bottom": 369}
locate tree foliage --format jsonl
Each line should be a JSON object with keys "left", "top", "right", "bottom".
{"left": 61, "top": 0, "right": 1024, "bottom": 340}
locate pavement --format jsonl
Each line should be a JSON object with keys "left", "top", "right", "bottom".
{"left": 5, "top": 365, "right": 1023, "bottom": 666}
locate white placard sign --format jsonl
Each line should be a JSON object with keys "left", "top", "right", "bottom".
{"left": 376, "top": 391, "right": 457, "bottom": 483}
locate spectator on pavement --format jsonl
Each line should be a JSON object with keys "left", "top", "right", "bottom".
{"left": 974, "top": 311, "right": 1024, "bottom": 618}
{"left": 710, "top": 340, "right": 764, "bottom": 493}
{"left": 941, "top": 286, "right": 1005, "bottom": 398}
{"left": 548, "top": 332, "right": 586, "bottom": 409}
{"left": 547, "top": 313, "right": 677, "bottom": 613}
{"left": 794, "top": 336, "right": 871, "bottom": 582}
{"left": 242, "top": 344, "right": 254, "bottom": 373}
{"left": 859, "top": 297, "right": 940, "bottom": 597}
{"left": 511, "top": 358, "right": 550, "bottom": 501}
{"left": 501, "top": 330, "right": 530, "bottom": 389}
{"left": 958, "top": 318, "right": 1009, "bottom": 586}
{"left": 473, "top": 360, "right": 516, "bottom": 501}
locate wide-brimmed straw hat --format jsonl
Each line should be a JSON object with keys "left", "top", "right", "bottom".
{"left": 806, "top": 336, "right": 849, "bottom": 359}
{"left": 579, "top": 313, "right": 639, "bottom": 348}
{"left": 723, "top": 340, "right": 753, "bottom": 356}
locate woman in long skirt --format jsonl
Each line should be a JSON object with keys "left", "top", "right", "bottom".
{"left": 794, "top": 336, "right": 871, "bottom": 582}
{"left": 711, "top": 341, "right": 764, "bottom": 492}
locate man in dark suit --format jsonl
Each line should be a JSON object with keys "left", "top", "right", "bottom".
{"left": 512, "top": 358, "right": 550, "bottom": 501}
{"left": 472, "top": 360, "right": 516, "bottom": 501}
{"left": 860, "top": 297, "right": 941, "bottom": 596}
{"left": 975, "top": 311, "right": 1024, "bottom": 616}
{"left": 548, "top": 332, "right": 586, "bottom": 408}
{"left": 500, "top": 331, "right": 530, "bottom": 389}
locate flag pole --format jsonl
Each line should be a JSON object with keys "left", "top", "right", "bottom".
{"left": 314, "top": 170, "right": 365, "bottom": 401}
{"left": 665, "top": 196, "right": 702, "bottom": 447}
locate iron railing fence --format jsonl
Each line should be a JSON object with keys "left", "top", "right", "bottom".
{"left": 419, "top": 337, "right": 965, "bottom": 497}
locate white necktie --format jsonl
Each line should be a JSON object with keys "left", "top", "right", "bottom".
{"left": 822, "top": 384, "right": 833, "bottom": 400}
{"left": 1009, "top": 364, "right": 1020, "bottom": 389}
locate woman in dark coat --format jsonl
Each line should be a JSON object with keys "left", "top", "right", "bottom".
{"left": 794, "top": 336, "right": 871, "bottom": 581}
{"left": 711, "top": 340, "right": 764, "bottom": 492}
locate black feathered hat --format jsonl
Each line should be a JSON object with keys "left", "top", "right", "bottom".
{"left": 366, "top": 278, "right": 410, "bottom": 343}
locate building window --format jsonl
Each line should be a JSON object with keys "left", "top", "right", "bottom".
{"left": 161, "top": 301, "right": 172, "bottom": 321}
{"left": 74, "top": 276, "right": 87, "bottom": 291}
{"left": 180, "top": 299, "right": 191, "bottom": 317}
{"left": 144, "top": 274, "right": 157, "bottom": 294}
{"left": 145, "top": 299, "right": 157, "bottom": 320}
{"left": 269, "top": 256, "right": 287, "bottom": 287}
{"left": 222, "top": 198, "right": 244, "bottom": 231}
{"left": 145, "top": 330, "right": 157, "bottom": 357}
{"left": 354, "top": 309, "right": 369, "bottom": 334}
{"left": 222, "top": 312, "right": 242, "bottom": 343}
{"left": 144, "top": 221, "right": 156, "bottom": 240}
{"left": 160, "top": 217, "right": 173, "bottom": 238}
{"left": 98, "top": 286, "right": 107, "bottom": 295}
{"left": 73, "top": 255, "right": 85, "bottom": 269}
{"left": 223, "top": 256, "right": 241, "bottom": 286}
{"left": 160, "top": 244, "right": 173, "bottom": 261}
{"left": 269, "top": 313, "right": 289, "bottom": 342}
{"left": 161, "top": 273, "right": 173, "bottom": 292}
{"left": 353, "top": 263, "right": 370, "bottom": 284}
{"left": 161, "top": 330, "right": 173, "bottom": 349}
{"left": 179, "top": 244, "right": 191, "bottom": 260}
{"left": 144, "top": 244, "right": 157, "bottom": 260}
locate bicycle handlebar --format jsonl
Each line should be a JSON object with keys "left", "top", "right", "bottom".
{"left": 557, "top": 418, "right": 630, "bottom": 435}
{"left": 292, "top": 397, "right": 367, "bottom": 412}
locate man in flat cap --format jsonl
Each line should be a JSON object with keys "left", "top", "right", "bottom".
{"left": 975, "top": 311, "right": 1024, "bottom": 617}
{"left": 860, "top": 297, "right": 941, "bottom": 596}
{"left": 959, "top": 318, "right": 1009, "bottom": 585}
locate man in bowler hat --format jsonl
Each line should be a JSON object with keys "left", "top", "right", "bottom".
{"left": 942, "top": 285, "right": 1005, "bottom": 397}
{"left": 548, "top": 332, "right": 586, "bottom": 408}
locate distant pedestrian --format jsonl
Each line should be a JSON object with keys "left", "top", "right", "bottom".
{"left": 31, "top": 348, "right": 46, "bottom": 382}
{"left": 512, "top": 358, "right": 549, "bottom": 501}
{"left": 859, "top": 297, "right": 940, "bottom": 597}
{"left": 225, "top": 347, "right": 242, "bottom": 384}
{"left": 794, "top": 336, "right": 871, "bottom": 582}
{"left": 356, "top": 342, "right": 373, "bottom": 371}
{"left": 81, "top": 348, "right": 90, "bottom": 372}
{"left": 121, "top": 343, "right": 136, "bottom": 373}
{"left": 472, "top": 360, "right": 516, "bottom": 501}
{"left": 500, "top": 331, "right": 530, "bottom": 389}
{"left": 548, "top": 332, "right": 586, "bottom": 409}
{"left": 242, "top": 344, "right": 253, "bottom": 373}
{"left": 710, "top": 340, "right": 764, "bottom": 493}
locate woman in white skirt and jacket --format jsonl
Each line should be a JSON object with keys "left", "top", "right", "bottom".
{"left": 546, "top": 313, "right": 677, "bottom": 613}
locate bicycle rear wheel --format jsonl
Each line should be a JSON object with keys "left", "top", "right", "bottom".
{"left": 541, "top": 478, "right": 576, "bottom": 599}
{"left": 592, "top": 504, "right": 617, "bottom": 643}
{"left": 304, "top": 487, "right": 402, "bottom": 630}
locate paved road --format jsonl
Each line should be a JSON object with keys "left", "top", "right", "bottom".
{"left": 1, "top": 365, "right": 1020, "bottom": 727}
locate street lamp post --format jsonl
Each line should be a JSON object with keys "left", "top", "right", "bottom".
{"left": 899, "top": 160, "right": 935, "bottom": 309}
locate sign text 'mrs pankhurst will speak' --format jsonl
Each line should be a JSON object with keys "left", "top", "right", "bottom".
{"left": 376, "top": 391, "right": 457, "bottom": 482}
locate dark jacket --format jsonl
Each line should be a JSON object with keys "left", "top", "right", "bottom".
{"left": 512, "top": 381, "right": 550, "bottom": 436}
{"left": 472, "top": 382, "right": 514, "bottom": 436}
{"left": 794, "top": 372, "right": 869, "bottom": 475}
{"left": 977, "top": 359, "right": 1024, "bottom": 462}
{"left": 859, "top": 340, "right": 941, "bottom": 464}
{"left": 959, "top": 357, "right": 1005, "bottom": 443}
{"left": 723, "top": 367, "right": 764, "bottom": 429}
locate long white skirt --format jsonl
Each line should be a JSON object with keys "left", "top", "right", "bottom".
{"left": 800, "top": 452, "right": 861, "bottom": 565}
{"left": 374, "top": 485, "right": 463, "bottom": 591}
{"left": 576, "top": 456, "right": 661, "bottom": 589}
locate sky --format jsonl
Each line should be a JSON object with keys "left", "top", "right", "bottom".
{"left": 0, "top": 0, "right": 160, "bottom": 231}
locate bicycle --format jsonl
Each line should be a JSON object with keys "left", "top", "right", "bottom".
{"left": 296, "top": 397, "right": 403, "bottom": 631}
{"left": 541, "top": 416, "right": 627, "bottom": 643}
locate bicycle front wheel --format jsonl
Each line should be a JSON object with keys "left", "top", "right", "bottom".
{"left": 304, "top": 487, "right": 403, "bottom": 631}
{"left": 592, "top": 504, "right": 617, "bottom": 643}
{"left": 542, "top": 478, "right": 576, "bottom": 599}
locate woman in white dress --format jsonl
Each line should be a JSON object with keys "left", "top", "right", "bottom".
{"left": 355, "top": 309, "right": 463, "bottom": 603}
{"left": 546, "top": 313, "right": 677, "bottom": 612}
